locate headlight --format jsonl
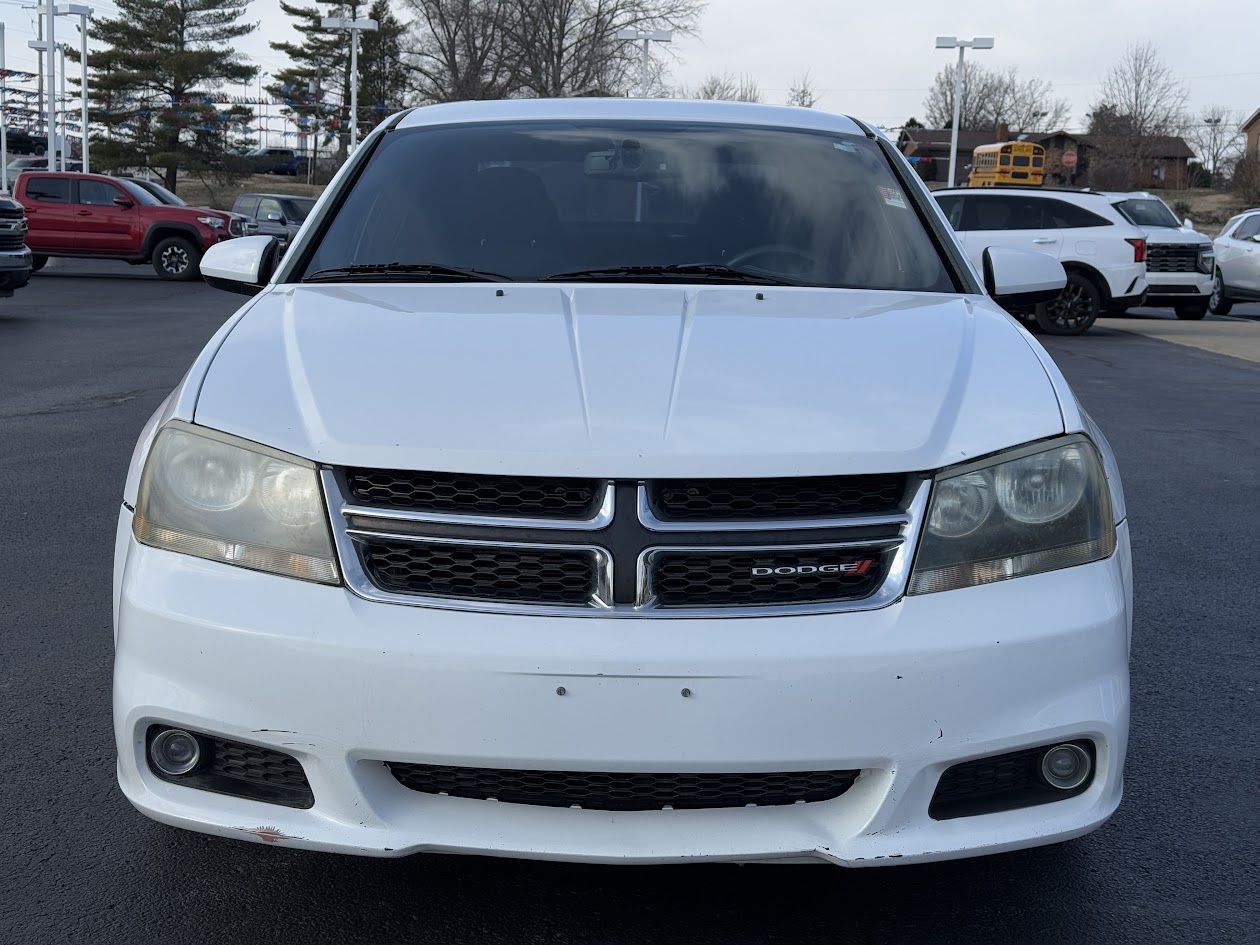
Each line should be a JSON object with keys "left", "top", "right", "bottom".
{"left": 1198, "top": 249, "right": 1214, "bottom": 274}
{"left": 197, "top": 216, "right": 225, "bottom": 229}
{"left": 133, "top": 421, "right": 339, "bottom": 584}
{"left": 909, "top": 436, "right": 1114, "bottom": 595}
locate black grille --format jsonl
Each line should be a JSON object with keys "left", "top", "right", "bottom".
{"left": 648, "top": 475, "right": 905, "bottom": 522}
{"left": 209, "top": 739, "right": 311, "bottom": 791}
{"left": 386, "top": 763, "right": 860, "bottom": 810}
{"left": 145, "top": 726, "right": 314, "bottom": 808}
{"left": 1147, "top": 243, "right": 1201, "bottom": 273}
{"left": 0, "top": 206, "right": 24, "bottom": 220}
{"left": 648, "top": 547, "right": 888, "bottom": 608}
{"left": 0, "top": 230, "right": 26, "bottom": 252}
{"left": 346, "top": 468, "right": 604, "bottom": 520}
{"left": 929, "top": 741, "right": 1094, "bottom": 820}
{"left": 360, "top": 539, "right": 599, "bottom": 604}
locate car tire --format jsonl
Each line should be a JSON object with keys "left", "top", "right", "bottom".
{"left": 1035, "top": 271, "right": 1101, "bottom": 335}
{"left": 30, "top": 254, "right": 48, "bottom": 273}
{"left": 151, "top": 237, "right": 201, "bottom": 281}
{"left": 33, "top": 144, "right": 46, "bottom": 156}
{"left": 1174, "top": 300, "right": 1210, "bottom": 321}
{"left": 1208, "top": 271, "right": 1232, "bottom": 316}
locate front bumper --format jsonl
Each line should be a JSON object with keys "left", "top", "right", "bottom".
{"left": 114, "top": 511, "right": 1132, "bottom": 866}
{"left": 0, "top": 247, "right": 32, "bottom": 295}
{"left": 1145, "top": 271, "right": 1213, "bottom": 304}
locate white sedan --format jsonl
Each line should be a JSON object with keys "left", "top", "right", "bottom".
{"left": 113, "top": 98, "right": 1131, "bottom": 867}
{"left": 1210, "top": 209, "right": 1260, "bottom": 314}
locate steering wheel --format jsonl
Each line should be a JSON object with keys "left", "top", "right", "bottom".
{"left": 724, "top": 244, "right": 818, "bottom": 274}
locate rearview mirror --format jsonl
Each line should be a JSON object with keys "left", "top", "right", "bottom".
{"left": 200, "top": 235, "right": 280, "bottom": 296}
{"left": 981, "top": 246, "right": 1066, "bottom": 307}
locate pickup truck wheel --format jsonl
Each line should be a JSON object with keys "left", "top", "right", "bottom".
{"left": 1174, "top": 300, "right": 1210, "bottom": 320}
{"left": 30, "top": 255, "right": 48, "bottom": 273}
{"left": 33, "top": 144, "right": 46, "bottom": 156}
{"left": 152, "top": 237, "right": 201, "bottom": 281}
{"left": 1034, "top": 271, "right": 1101, "bottom": 335}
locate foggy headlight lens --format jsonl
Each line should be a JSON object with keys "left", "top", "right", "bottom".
{"left": 134, "top": 421, "right": 339, "bottom": 584}
{"left": 910, "top": 437, "right": 1115, "bottom": 595}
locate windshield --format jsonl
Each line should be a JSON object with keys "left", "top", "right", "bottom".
{"left": 1113, "top": 198, "right": 1180, "bottom": 228}
{"left": 140, "top": 180, "right": 186, "bottom": 206}
{"left": 300, "top": 121, "right": 956, "bottom": 291}
{"left": 116, "top": 179, "right": 162, "bottom": 206}
{"left": 282, "top": 198, "right": 316, "bottom": 223}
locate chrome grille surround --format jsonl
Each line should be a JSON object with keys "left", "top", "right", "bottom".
{"left": 324, "top": 469, "right": 930, "bottom": 618}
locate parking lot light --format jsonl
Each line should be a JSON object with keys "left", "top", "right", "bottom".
{"left": 321, "top": 16, "right": 378, "bottom": 151}
{"left": 935, "top": 35, "right": 996, "bottom": 187}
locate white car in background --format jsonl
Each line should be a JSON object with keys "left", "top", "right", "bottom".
{"left": 1104, "top": 192, "right": 1214, "bottom": 320}
{"left": 934, "top": 187, "right": 1149, "bottom": 334}
{"left": 1209, "top": 208, "right": 1260, "bottom": 316}
{"left": 113, "top": 99, "right": 1132, "bottom": 867}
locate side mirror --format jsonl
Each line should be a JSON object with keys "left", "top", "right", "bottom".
{"left": 1252, "top": 234, "right": 1260, "bottom": 244}
{"left": 113, "top": 195, "right": 134, "bottom": 207}
{"left": 1183, "top": 218, "right": 1194, "bottom": 231}
{"left": 200, "top": 235, "right": 281, "bottom": 296}
{"left": 981, "top": 246, "right": 1067, "bottom": 307}
{"left": 266, "top": 212, "right": 285, "bottom": 223}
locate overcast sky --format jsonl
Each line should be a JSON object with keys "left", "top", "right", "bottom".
{"left": 3, "top": 0, "right": 1258, "bottom": 137}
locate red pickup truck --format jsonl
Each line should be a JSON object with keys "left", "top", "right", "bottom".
{"left": 13, "top": 172, "right": 237, "bottom": 281}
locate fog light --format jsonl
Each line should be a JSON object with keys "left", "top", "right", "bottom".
{"left": 1040, "top": 743, "right": 1091, "bottom": 790}
{"left": 150, "top": 728, "right": 203, "bottom": 776}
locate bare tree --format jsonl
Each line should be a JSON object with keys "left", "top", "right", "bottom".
{"left": 685, "top": 72, "right": 761, "bottom": 102}
{"left": 1234, "top": 157, "right": 1260, "bottom": 205}
{"left": 786, "top": 69, "right": 818, "bottom": 109}
{"left": 1089, "top": 42, "right": 1189, "bottom": 188}
{"left": 924, "top": 62, "right": 1068, "bottom": 133}
{"left": 404, "top": 0, "right": 518, "bottom": 102}
{"left": 1188, "top": 104, "right": 1244, "bottom": 182}
{"left": 502, "top": 0, "right": 703, "bottom": 98}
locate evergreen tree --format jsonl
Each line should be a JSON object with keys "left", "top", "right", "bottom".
{"left": 87, "top": 0, "right": 258, "bottom": 191}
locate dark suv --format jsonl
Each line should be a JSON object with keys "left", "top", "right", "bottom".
{"left": 230, "top": 193, "right": 317, "bottom": 250}
{"left": 0, "top": 193, "right": 33, "bottom": 297}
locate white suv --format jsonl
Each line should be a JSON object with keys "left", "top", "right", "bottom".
{"left": 1105, "top": 192, "right": 1214, "bottom": 319}
{"left": 1209, "top": 208, "right": 1260, "bottom": 315}
{"left": 935, "top": 187, "right": 1149, "bottom": 334}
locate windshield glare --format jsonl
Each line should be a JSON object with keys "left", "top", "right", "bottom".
{"left": 300, "top": 121, "right": 956, "bottom": 291}
{"left": 1114, "top": 198, "right": 1181, "bottom": 228}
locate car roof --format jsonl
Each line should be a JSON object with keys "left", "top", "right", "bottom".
{"left": 392, "top": 98, "right": 869, "bottom": 137}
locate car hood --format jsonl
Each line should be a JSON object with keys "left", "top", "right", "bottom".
{"left": 1141, "top": 226, "right": 1210, "bottom": 245}
{"left": 194, "top": 284, "right": 1065, "bottom": 477}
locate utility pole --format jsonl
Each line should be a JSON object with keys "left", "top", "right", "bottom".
{"left": 56, "top": 5, "right": 92, "bottom": 173}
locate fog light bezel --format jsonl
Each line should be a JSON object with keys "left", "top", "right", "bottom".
{"left": 1040, "top": 742, "right": 1092, "bottom": 790}
{"left": 148, "top": 728, "right": 204, "bottom": 777}
{"left": 929, "top": 739, "right": 1098, "bottom": 820}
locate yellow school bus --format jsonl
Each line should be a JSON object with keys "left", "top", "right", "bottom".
{"left": 968, "top": 141, "right": 1045, "bottom": 187}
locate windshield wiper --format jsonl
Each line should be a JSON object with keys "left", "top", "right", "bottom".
{"left": 540, "top": 263, "right": 802, "bottom": 287}
{"left": 303, "top": 262, "right": 511, "bottom": 283}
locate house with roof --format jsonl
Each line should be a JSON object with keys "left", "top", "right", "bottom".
{"left": 1243, "top": 107, "right": 1260, "bottom": 161}
{"left": 1037, "top": 131, "right": 1195, "bottom": 190}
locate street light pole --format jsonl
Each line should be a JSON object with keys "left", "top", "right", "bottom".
{"left": 1, "top": 23, "right": 8, "bottom": 192}
{"left": 321, "top": 17, "right": 377, "bottom": 152}
{"left": 935, "top": 35, "right": 995, "bottom": 187}
{"left": 615, "top": 28, "right": 672, "bottom": 98}
{"left": 56, "top": 5, "right": 92, "bottom": 174}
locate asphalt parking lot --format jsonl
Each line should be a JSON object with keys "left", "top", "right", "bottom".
{"left": 2, "top": 262, "right": 1258, "bottom": 945}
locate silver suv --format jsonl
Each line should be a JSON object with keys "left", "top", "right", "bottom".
{"left": 935, "top": 186, "right": 1149, "bottom": 334}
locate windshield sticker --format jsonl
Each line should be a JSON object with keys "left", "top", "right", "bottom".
{"left": 878, "top": 185, "right": 907, "bottom": 209}
{"left": 833, "top": 141, "right": 860, "bottom": 153}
